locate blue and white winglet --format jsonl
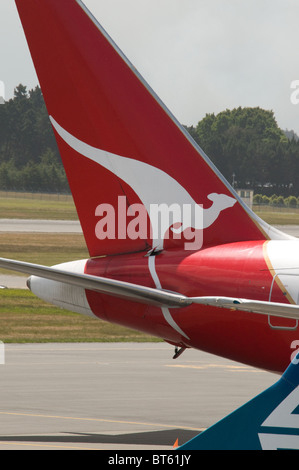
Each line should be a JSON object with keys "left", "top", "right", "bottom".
{"left": 179, "top": 352, "right": 299, "bottom": 450}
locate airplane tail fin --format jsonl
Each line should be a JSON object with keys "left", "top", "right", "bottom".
{"left": 15, "top": 0, "right": 290, "bottom": 257}
{"left": 178, "top": 352, "right": 299, "bottom": 450}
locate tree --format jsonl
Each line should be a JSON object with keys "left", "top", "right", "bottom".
{"left": 186, "top": 107, "right": 299, "bottom": 195}
{"left": 0, "top": 84, "right": 69, "bottom": 193}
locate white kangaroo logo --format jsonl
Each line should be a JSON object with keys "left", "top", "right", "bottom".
{"left": 50, "top": 117, "right": 236, "bottom": 250}
{"left": 171, "top": 192, "right": 236, "bottom": 237}
{"left": 50, "top": 116, "right": 237, "bottom": 340}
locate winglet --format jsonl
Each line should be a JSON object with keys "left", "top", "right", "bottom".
{"left": 178, "top": 352, "right": 299, "bottom": 450}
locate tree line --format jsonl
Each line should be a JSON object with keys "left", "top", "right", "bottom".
{"left": 0, "top": 84, "right": 68, "bottom": 193}
{"left": 1, "top": 85, "right": 299, "bottom": 195}
{"left": 253, "top": 194, "right": 299, "bottom": 208}
{"left": 185, "top": 107, "right": 299, "bottom": 196}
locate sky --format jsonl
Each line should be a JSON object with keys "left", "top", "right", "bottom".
{"left": 0, "top": 0, "right": 298, "bottom": 134}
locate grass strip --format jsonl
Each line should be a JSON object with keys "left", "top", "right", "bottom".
{"left": 0, "top": 233, "right": 89, "bottom": 275}
{"left": 0, "top": 194, "right": 77, "bottom": 220}
{"left": 254, "top": 211, "right": 299, "bottom": 225}
{"left": 0, "top": 289, "right": 159, "bottom": 343}
{"left": 2, "top": 193, "right": 299, "bottom": 225}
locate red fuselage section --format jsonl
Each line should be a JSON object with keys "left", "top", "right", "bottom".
{"left": 84, "top": 240, "right": 299, "bottom": 374}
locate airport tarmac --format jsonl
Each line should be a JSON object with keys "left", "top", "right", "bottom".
{"left": 0, "top": 219, "right": 298, "bottom": 237}
{"left": 0, "top": 219, "right": 82, "bottom": 233}
{"left": 275, "top": 225, "right": 299, "bottom": 237}
{"left": 0, "top": 343, "right": 277, "bottom": 451}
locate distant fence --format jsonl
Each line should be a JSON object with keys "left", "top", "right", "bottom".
{"left": 253, "top": 204, "right": 299, "bottom": 213}
{"left": 0, "top": 191, "right": 73, "bottom": 202}
{"left": 1, "top": 191, "right": 299, "bottom": 213}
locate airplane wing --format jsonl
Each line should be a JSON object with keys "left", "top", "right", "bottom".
{"left": 1, "top": 257, "right": 299, "bottom": 321}
{"left": 0, "top": 257, "right": 190, "bottom": 308}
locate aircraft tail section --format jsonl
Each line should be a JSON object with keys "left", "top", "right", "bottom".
{"left": 179, "top": 353, "right": 299, "bottom": 450}
{"left": 15, "top": 0, "right": 290, "bottom": 257}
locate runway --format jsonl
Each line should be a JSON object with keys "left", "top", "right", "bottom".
{"left": 0, "top": 219, "right": 298, "bottom": 237}
{"left": 275, "top": 225, "right": 299, "bottom": 237}
{"left": 0, "top": 219, "right": 82, "bottom": 233}
{"left": 0, "top": 343, "right": 277, "bottom": 450}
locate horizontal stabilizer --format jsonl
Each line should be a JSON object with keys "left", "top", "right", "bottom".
{"left": 0, "top": 257, "right": 189, "bottom": 308}
{"left": 2, "top": 258, "right": 299, "bottom": 323}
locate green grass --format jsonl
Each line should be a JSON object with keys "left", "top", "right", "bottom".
{"left": 0, "top": 233, "right": 89, "bottom": 275}
{"left": 0, "top": 193, "right": 78, "bottom": 220}
{"left": 0, "top": 230, "right": 158, "bottom": 343}
{"left": 0, "top": 289, "right": 159, "bottom": 343}
{"left": 254, "top": 210, "right": 299, "bottom": 225}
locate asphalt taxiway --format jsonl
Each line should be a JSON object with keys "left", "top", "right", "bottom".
{"left": 0, "top": 219, "right": 82, "bottom": 233}
{"left": 0, "top": 343, "right": 277, "bottom": 450}
{"left": 0, "top": 219, "right": 298, "bottom": 236}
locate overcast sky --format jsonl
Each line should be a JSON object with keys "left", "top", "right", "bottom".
{"left": 0, "top": 0, "right": 298, "bottom": 134}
